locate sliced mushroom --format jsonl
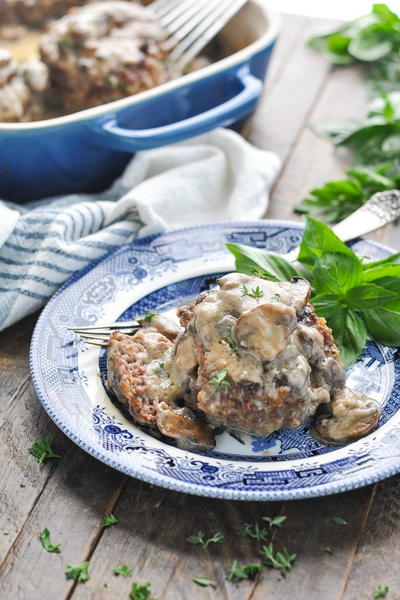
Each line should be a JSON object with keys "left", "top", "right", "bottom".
{"left": 233, "top": 302, "right": 297, "bottom": 362}
{"left": 156, "top": 402, "right": 215, "bottom": 451}
{"left": 316, "top": 387, "right": 381, "bottom": 443}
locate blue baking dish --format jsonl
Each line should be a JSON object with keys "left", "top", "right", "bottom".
{"left": 0, "top": 1, "right": 280, "bottom": 202}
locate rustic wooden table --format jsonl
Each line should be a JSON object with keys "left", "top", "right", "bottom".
{"left": 1, "top": 14, "right": 400, "bottom": 600}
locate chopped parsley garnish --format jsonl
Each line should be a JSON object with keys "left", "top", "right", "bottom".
{"left": 262, "top": 515, "right": 287, "bottom": 529}
{"left": 241, "top": 284, "right": 264, "bottom": 299}
{"left": 143, "top": 311, "right": 158, "bottom": 322}
{"left": 187, "top": 531, "right": 205, "bottom": 545}
{"left": 251, "top": 267, "right": 269, "bottom": 279}
{"left": 187, "top": 531, "right": 224, "bottom": 546}
{"left": 39, "top": 528, "right": 61, "bottom": 553}
{"left": 155, "top": 362, "right": 165, "bottom": 376}
{"left": 129, "top": 581, "right": 157, "bottom": 600}
{"left": 28, "top": 435, "right": 60, "bottom": 464}
{"left": 332, "top": 516, "right": 348, "bottom": 526}
{"left": 113, "top": 565, "right": 132, "bottom": 577}
{"left": 209, "top": 369, "right": 230, "bottom": 387}
{"left": 65, "top": 561, "right": 90, "bottom": 582}
{"left": 226, "top": 560, "right": 263, "bottom": 582}
{"left": 193, "top": 577, "right": 216, "bottom": 587}
{"left": 238, "top": 523, "right": 268, "bottom": 543}
{"left": 323, "top": 546, "right": 333, "bottom": 554}
{"left": 105, "top": 75, "right": 117, "bottom": 88}
{"left": 102, "top": 513, "right": 118, "bottom": 528}
{"left": 60, "top": 38, "right": 73, "bottom": 47}
{"left": 205, "top": 532, "right": 225, "bottom": 546}
{"left": 20, "top": 483, "right": 26, "bottom": 488}
{"left": 374, "top": 585, "right": 389, "bottom": 598}
{"left": 3, "top": 531, "right": 9, "bottom": 536}
{"left": 260, "top": 544, "right": 296, "bottom": 577}
{"left": 225, "top": 336, "right": 238, "bottom": 351}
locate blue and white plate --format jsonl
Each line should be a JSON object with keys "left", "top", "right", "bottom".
{"left": 30, "top": 221, "right": 400, "bottom": 500}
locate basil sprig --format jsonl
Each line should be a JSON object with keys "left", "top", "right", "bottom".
{"left": 295, "top": 163, "right": 400, "bottom": 223}
{"left": 227, "top": 217, "right": 400, "bottom": 366}
{"left": 308, "top": 4, "right": 400, "bottom": 66}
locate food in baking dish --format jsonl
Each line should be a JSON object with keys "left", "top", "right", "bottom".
{"left": 0, "top": 0, "right": 87, "bottom": 27}
{"left": 106, "top": 273, "right": 381, "bottom": 450}
{"left": 39, "top": 1, "right": 169, "bottom": 112}
{"left": 0, "top": 48, "right": 48, "bottom": 121}
{"left": 0, "top": 0, "right": 212, "bottom": 120}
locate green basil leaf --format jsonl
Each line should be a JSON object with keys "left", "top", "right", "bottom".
{"left": 348, "top": 33, "right": 392, "bottom": 61}
{"left": 308, "top": 34, "right": 330, "bottom": 51}
{"left": 336, "top": 123, "right": 393, "bottom": 147}
{"left": 313, "top": 253, "right": 363, "bottom": 295}
{"left": 324, "top": 308, "right": 368, "bottom": 367}
{"left": 225, "top": 243, "right": 303, "bottom": 282}
{"left": 327, "top": 34, "right": 351, "bottom": 54}
{"left": 373, "top": 3, "right": 399, "bottom": 24}
{"left": 363, "top": 305, "right": 400, "bottom": 346}
{"left": 362, "top": 252, "right": 400, "bottom": 270}
{"left": 381, "top": 132, "right": 400, "bottom": 155}
{"left": 363, "top": 264, "right": 400, "bottom": 282}
{"left": 371, "top": 276, "right": 400, "bottom": 295}
{"left": 298, "top": 218, "right": 355, "bottom": 268}
{"left": 346, "top": 283, "right": 397, "bottom": 309}
{"left": 311, "top": 120, "right": 360, "bottom": 142}
{"left": 312, "top": 293, "right": 343, "bottom": 313}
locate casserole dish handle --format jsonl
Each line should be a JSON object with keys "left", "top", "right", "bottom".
{"left": 93, "top": 69, "right": 262, "bottom": 151}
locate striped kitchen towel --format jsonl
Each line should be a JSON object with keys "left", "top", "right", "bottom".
{"left": 0, "top": 128, "right": 281, "bottom": 331}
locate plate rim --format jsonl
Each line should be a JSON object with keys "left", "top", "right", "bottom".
{"left": 29, "top": 219, "right": 400, "bottom": 501}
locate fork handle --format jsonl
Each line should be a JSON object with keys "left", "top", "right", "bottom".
{"left": 92, "top": 69, "right": 262, "bottom": 152}
{"left": 331, "top": 189, "right": 400, "bottom": 242}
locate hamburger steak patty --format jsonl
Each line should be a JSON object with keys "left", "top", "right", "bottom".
{"left": 106, "top": 273, "right": 381, "bottom": 447}
{"left": 39, "top": 1, "right": 169, "bottom": 112}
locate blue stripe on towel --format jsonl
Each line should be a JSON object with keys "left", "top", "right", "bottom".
{"left": 0, "top": 272, "right": 60, "bottom": 288}
{"left": 0, "top": 255, "right": 75, "bottom": 275}
{"left": 0, "top": 286, "right": 47, "bottom": 300}
{"left": 3, "top": 241, "right": 92, "bottom": 262}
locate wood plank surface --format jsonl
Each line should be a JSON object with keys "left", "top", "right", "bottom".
{"left": 1, "top": 12, "right": 400, "bottom": 600}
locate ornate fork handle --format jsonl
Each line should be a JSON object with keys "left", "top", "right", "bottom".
{"left": 286, "top": 189, "right": 400, "bottom": 262}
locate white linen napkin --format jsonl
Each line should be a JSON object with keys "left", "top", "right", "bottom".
{"left": 0, "top": 128, "right": 281, "bottom": 331}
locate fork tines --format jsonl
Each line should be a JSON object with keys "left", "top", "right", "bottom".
{"left": 69, "top": 319, "right": 140, "bottom": 347}
{"left": 151, "top": 0, "right": 248, "bottom": 69}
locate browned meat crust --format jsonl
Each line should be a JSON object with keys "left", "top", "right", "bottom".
{"left": 39, "top": 1, "right": 169, "bottom": 112}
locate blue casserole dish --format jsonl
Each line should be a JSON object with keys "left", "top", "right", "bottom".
{"left": 0, "top": 1, "right": 280, "bottom": 202}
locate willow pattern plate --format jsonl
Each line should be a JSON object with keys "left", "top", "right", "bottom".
{"left": 29, "top": 221, "right": 400, "bottom": 500}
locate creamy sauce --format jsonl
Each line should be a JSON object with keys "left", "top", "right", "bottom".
{"left": 3, "top": 31, "right": 41, "bottom": 61}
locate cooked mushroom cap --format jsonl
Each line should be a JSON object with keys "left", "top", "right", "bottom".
{"left": 156, "top": 403, "right": 215, "bottom": 451}
{"left": 234, "top": 302, "right": 297, "bottom": 362}
{"left": 315, "top": 387, "right": 381, "bottom": 443}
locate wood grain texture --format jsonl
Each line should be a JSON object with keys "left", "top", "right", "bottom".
{"left": 248, "top": 18, "right": 340, "bottom": 160}
{"left": 342, "top": 477, "right": 400, "bottom": 600}
{"left": 267, "top": 62, "right": 369, "bottom": 220}
{"left": 1, "top": 13, "right": 400, "bottom": 600}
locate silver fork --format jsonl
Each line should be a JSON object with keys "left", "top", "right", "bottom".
{"left": 150, "top": 0, "right": 248, "bottom": 70}
{"left": 69, "top": 189, "right": 400, "bottom": 347}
